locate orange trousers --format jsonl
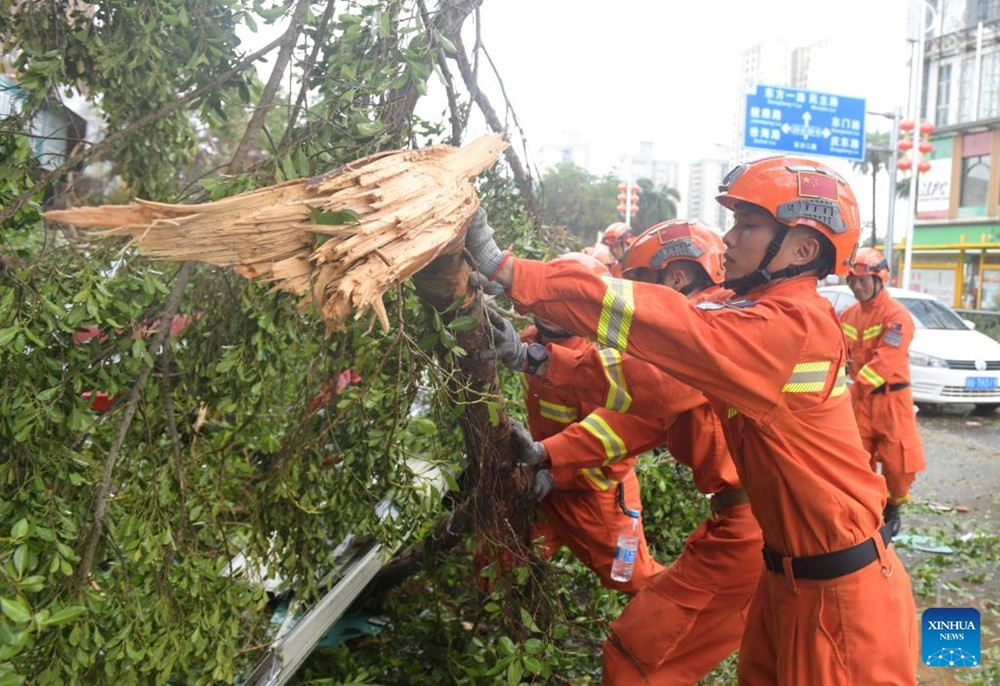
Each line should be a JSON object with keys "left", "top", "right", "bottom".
{"left": 855, "top": 393, "right": 925, "bottom": 505}
{"left": 738, "top": 538, "right": 918, "bottom": 685}
{"left": 535, "top": 470, "right": 663, "bottom": 593}
{"left": 863, "top": 438, "right": 918, "bottom": 506}
{"left": 602, "top": 503, "right": 762, "bottom": 685}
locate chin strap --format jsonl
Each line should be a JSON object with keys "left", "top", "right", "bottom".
{"left": 722, "top": 225, "right": 829, "bottom": 295}
{"left": 678, "top": 283, "right": 697, "bottom": 296}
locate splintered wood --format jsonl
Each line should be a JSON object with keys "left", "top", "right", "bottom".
{"left": 44, "top": 134, "right": 508, "bottom": 331}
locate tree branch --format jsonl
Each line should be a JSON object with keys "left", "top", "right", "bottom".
{"left": 0, "top": 34, "right": 287, "bottom": 223}
{"left": 230, "top": 0, "right": 311, "bottom": 172}
{"left": 279, "top": 0, "right": 338, "bottom": 153}
{"left": 448, "top": 30, "right": 541, "bottom": 225}
{"left": 78, "top": 261, "right": 197, "bottom": 582}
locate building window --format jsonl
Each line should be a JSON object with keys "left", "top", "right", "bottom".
{"left": 960, "top": 155, "right": 990, "bottom": 207}
{"left": 959, "top": 57, "right": 976, "bottom": 122}
{"left": 980, "top": 50, "right": 1000, "bottom": 120}
{"left": 936, "top": 64, "right": 952, "bottom": 126}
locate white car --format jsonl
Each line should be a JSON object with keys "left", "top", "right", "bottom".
{"left": 818, "top": 285, "right": 1000, "bottom": 411}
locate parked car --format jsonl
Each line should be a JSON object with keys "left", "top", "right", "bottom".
{"left": 818, "top": 285, "right": 1000, "bottom": 412}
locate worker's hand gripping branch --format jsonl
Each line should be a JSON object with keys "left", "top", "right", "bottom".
{"left": 464, "top": 208, "right": 508, "bottom": 280}
{"left": 509, "top": 419, "right": 553, "bottom": 502}
{"left": 473, "top": 307, "right": 527, "bottom": 371}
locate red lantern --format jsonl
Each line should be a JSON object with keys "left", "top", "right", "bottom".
{"left": 617, "top": 193, "right": 627, "bottom": 203}
{"left": 917, "top": 160, "right": 931, "bottom": 173}
{"left": 617, "top": 204, "right": 627, "bottom": 214}
{"left": 898, "top": 139, "right": 913, "bottom": 151}
{"left": 918, "top": 141, "right": 933, "bottom": 154}
{"left": 919, "top": 121, "right": 935, "bottom": 135}
{"left": 900, "top": 120, "right": 915, "bottom": 132}
{"left": 630, "top": 205, "right": 639, "bottom": 215}
{"left": 897, "top": 158, "right": 913, "bottom": 172}
{"left": 617, "top": 182, "right": 627, "bottom": 192}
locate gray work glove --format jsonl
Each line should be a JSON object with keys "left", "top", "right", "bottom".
{"left": 468, "top": 271, "right": 506, "bottom": 296}
{"left": 464, "top": 208, "right": 506, "bottom": 277}
{"left": 509, "top": 419, "right": 544, "bottom": 466}
{"left": 473, "top": 308, "right": 527, "bottom": 372}
{"left": 531, "top": 469, "right": 554, "bottom": 502}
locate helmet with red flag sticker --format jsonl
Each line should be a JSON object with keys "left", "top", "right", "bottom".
{"left": 716, "top": 156, "right": 860, "bottom": 277}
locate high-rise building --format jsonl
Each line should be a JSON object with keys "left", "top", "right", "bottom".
{"left": 632, "top": 141, "right": 680, "bottom": 191}
{"left": 688, "top": 159, "right": 729, "bottom": 231}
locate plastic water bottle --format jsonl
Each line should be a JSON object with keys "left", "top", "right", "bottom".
{"left": 610, "top": 516, "right": 639, "bottom": 583}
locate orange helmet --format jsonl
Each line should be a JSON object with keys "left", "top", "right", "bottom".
{"left": 848, "top": 247, "right": 889, "bottom": 283}
{"left": 549, "top": 251, "right": 611, "bottom": 277}
{"left": 622, "top": 220, "right": 725, "bottom": 284}
{"left": 716, "top": 156, "right": 860, "bottom": 277}
{"left": 601, "top": 222, "right": 632, "bottom": 246}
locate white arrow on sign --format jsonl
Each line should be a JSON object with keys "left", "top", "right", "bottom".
{"left": 801, "top": 112, "right": 812, "bottom": 140}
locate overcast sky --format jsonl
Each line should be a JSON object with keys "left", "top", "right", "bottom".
{"left": 472, "top": 0, "right": 915, "bottom": 169}
{"left": 243, "top": 0, "right": 923, "bottom": 232}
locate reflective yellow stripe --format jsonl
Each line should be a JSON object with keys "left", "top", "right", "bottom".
{"left": 599, "top": 348, "right": 633, "bottom": 412}
{"left": 782, "top": 360, "right": 832, "bottom": 393}
{"left": 858, "top": 364, "right": 886, "bottom": 388}
{"left": 580, "top": 413, "right": 628, "bottom": 464}
{"left": 727, "top": 406, "right": 739, "bottom": 419}
{"left": 863, "top": 324, "right": 884, "bottom": 341}
{"left": 830, "top": 366, "right": 848, "bottom": 397}
{"left": 581, "top": 467, "right": 616, "bottom": 491}
{"left": 841, "top": 322, "right": 858, "bottom": 341}
{"left": 538, "top": 400, "right": 577, "bottom": 423}
{"left": 596, "top": 277, "right": 635, "bottom": 351}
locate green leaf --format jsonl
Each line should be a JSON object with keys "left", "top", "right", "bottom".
{"left": 0, "top": 598, "right": 31, "bottom": 624}
{"left": 522, "top": 655, "right": 543, "bottom": 673}
{"left": 0, "top": 327, "right": 20, "bottom": 347}
{"left": 441, "top": 470, "right": 459, "bottom": 493}
{"left": 307, "top": 206, "right": 361, "bottom": 226}
{"left": 356, "top": 121, "right": 383, "bottom": 137}
{"left": 10, "top": 519, "right": 28, "bottom": 539}
{"left": 498, "top": 635, "right": 515, "bottom": 657}
{"left": 523, "top": 638, "right": 543, "bottom": 655}
{"left": 41, "top": 605, "right": 86, "bottom": 627}
{"left": 12, "top": 545, "right": 27, "bottom": 577}
{"left": 447, "top": 315, "right": 479, "bottom": 331}
{"left": 506, "top": 659, "right": 522, "bottom": 686}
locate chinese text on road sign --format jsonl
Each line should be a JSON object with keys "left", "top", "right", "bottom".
{"left": 743, "top": 84, "right": 866, "bottom": 161}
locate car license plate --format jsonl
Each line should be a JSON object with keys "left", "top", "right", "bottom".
{"left": 965, "top": 376, "right": 998, "bottom": 390}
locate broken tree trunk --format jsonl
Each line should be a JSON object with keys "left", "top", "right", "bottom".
{"left": 45, "top": 134, "right": 508, "bottom": 333}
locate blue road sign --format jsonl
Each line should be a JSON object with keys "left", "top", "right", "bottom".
{"left": 743, "top": 84, "right": 866, "bottom": 161}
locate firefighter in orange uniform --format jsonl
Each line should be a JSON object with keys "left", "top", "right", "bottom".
{"left": 488, "top": 222, "right": 764, "bottom": 684}
{"left": 502, "top": 252, "right": 667, "bottom": 592}
{"left": 840, "top": 247, "right": 926, "bottom": 540}
{"left": 467, "top": 157, "right": 918, "bottom": 684}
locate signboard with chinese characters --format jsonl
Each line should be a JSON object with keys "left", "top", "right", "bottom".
{"left": 916, "top": 158, "right": 951, "bottom": 219}
{"left": 743, "top": 84, "right": 866, "bottom": 161}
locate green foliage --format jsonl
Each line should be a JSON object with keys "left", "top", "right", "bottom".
{"left": 294, "top": 453, "right": 720, "bottom": 684}
{"left": 539, "top": 163, "right": 620, "bottom": 244}
{"left": 539, "top": 163, "right": 681, "bottom": 244}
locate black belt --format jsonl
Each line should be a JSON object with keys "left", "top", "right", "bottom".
{"left": 762, "top": 526, "right": 892, "bottom": 580}
{"left": 870, "top": 382, "right": 910, "bottom": 396}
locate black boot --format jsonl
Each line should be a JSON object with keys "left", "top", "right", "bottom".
{"left": 882, "top": 503, "right": 901, "bottom": 542}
